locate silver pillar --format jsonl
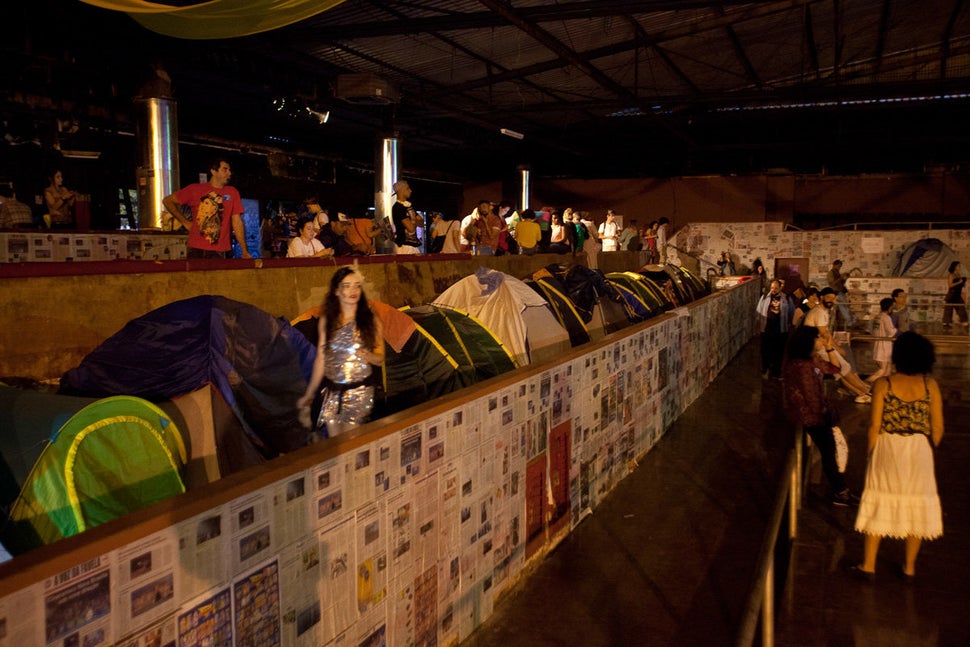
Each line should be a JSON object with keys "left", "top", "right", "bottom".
{"left": 518, "top": 166, "right": 531, "bottom": 213}
{"left": 374, "top": 136, "right": 399, "bottom": 253}
{"left": 134, "top": 97, "right": 179, "bottom": 230}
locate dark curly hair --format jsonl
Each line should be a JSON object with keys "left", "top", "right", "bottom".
{"left": 892, "top": 331, "right": 935, "bottom": 375}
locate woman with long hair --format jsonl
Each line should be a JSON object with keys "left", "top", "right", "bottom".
{"left": 852, "top": 332, "right": 944, "bottom": 582}
{"left": 943, "top": 260, "right": 968, "bottom": 328}
{"left": 297, "top": 267, "right": 385, "bottom": 439}
{"left": 783, "top": 325, "right": 857, "bottom": 505}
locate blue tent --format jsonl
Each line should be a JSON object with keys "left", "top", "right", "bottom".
{"left": 59, "top": 296, "right": 316, "bottom": 457}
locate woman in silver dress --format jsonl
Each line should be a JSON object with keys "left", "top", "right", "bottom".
{"left": 298, "top": 267, "right": 385, "bottom": 439}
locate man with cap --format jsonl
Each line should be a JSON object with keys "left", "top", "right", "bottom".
{"left": 391, "top": 180, "right": 422, "bottom": 254}
{"left": 826, "top": 259, "right": 855, "bottom": 327}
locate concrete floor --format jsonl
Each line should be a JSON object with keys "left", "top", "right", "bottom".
{"left": 464, "top": 334, "right": 970, "bottom": 646}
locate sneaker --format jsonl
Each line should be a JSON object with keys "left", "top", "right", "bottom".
{"left": 832, "top": 489, "right": 861, "bottom": 506}
{"left": 854, "top": 394, "right": 872, "bottom": 404}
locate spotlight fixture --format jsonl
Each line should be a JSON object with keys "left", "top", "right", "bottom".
{"left": 500, "top": 128, "right": 524, "bottom": 140}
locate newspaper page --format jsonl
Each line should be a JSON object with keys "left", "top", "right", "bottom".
{"left": 311, "top": 458, "right": 345, "bottom": 530}
{"left": 115, "top": 617, "right": 177, "bottom": 647}
{"left": 424, "top": 415, "right": 447, "bottom": 473}
{"left": 229, "top": 488, "right": 275, "bottom": 574}
{"left": 232, "top": 558, "right": 281, "bottom": 647}
{"left": 278, "top": 536, "right": 323, "bottom": 647}
{"left": 345, "top": 441, "right": 375, "bottom": 512}
{"left": 413, "top": 472, "right": 440, "bottom": 575}
{"left": 399, "top": 423, "right": 424, "bottom": 487}
{"left": 318, "top": 518, "right": 356, "bottom": 644}
{"left": 387, "top": 487, "right": 413, "bottom": 572}
{"left": 373, "top": 433, "right": 400, "bottom": 499}
{"left": 40, "top": 554, "right": 114, "bottom": 647}
{"left": 176, "top": 506, "right": 230, "bottom": 601}
{"left": 355, "top": 503, "right": 388, "bottom": 616}
{"left": 272, "top": 470, "right": 310, "bottom": 550}
{"left": 113, "top": 529, "right": 178, "bottom": 640}
{"left": 0, "top": 582, "right": 43, "bottom": 647}
{"left": 176, "top": 586, "right": 232, "bottom": 647}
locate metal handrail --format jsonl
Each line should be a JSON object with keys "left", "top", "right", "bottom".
{"left": 734, "top": 443, "right": 801, "bottom": 647}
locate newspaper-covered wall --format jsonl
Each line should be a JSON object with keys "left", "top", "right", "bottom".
{"left": 0, "top": 283, "right": 760, "bottom": 647}
{"left": 682, "top": 224, "right": 970, "bottom": 286}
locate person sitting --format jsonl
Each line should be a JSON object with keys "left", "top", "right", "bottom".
{"left": 804, "top": 288, "right": 872, "bottom": 403}
{"left": 44, "top": 169, "right": 76, "bottom": 227}
{"left": 345, "top": 212, "right": 381, "bottom": 255}
{"left": 317, "top": 213, "right": 355, "bottom": 257}
{"left": 287, "top": 217, "right": 334, "bottom": 258}
{"left": 547, "top": 212, "right": 571, "bottom": 254}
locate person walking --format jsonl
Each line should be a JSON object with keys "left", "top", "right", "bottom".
{"left": 942, "top": 261, "right": 968, "bottom": 329}
{"left": 297, "top": 267, "right": 385, "bottom": 440}
{"left": 851, "top": 332, "right": 944, "bottom": 582}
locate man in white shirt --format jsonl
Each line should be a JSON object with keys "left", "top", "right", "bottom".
{"left": 804, "top": 288, "right": 871, "bottom": 402}
{"left": 598, "top": 210, "right": 619, "bottom": 252}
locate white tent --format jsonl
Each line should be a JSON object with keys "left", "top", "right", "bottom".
{"left": 432, "top": 268, "right": 571, "bottom": 366}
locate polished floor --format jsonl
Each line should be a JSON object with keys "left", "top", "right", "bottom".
{"left": 465, "top": 334, "right": 970, "bottom": 646}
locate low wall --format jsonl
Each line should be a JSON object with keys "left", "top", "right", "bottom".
{"left": 0, "top": 250, "right": 649, "bottom": 380}
{"left": 0, "top": 280, "right": 759, "bottom": 646}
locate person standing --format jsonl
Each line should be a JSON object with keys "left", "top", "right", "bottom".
{"left": 942, "top": 261, "right": 968, "bottom": 328}
{"left": 598, "top": 210, "right": 619, "bottom": 252}
{"left": 826, "top": 259, "right": 855, "bottom": 327}
{"left": 890, "top": 288, "right": 911, "bottom": 335}
{"left": 162, "top": 158, "right": 250, "bottom": 259}
{"left": 783, "top": 326, "right": 858, "bottom": 506}
{"left": 656, "top": 217, "right": 670, "bottom": 263}
{"left": 756, "top": 279, "right": 793, "bottom": 379}
{"left": 866, "top": 298, "right": 897, "bottom": 383}
{"left": 297, "top": 267, "right": 385, "bottom": 440}
{"left": 44, "top": 169, "right": 76, "bottom": 227}
{"left": 514, "top": 210, "right": 541, "bottom": 255}
{"left": 391, "top": 180, "right": 422, "bottom": 254}
{"left": 852, "top": 332, "right": 944, "bottom": 581}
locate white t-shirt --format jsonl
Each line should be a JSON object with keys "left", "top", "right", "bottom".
{"left": 599, "top": 221, "right": 618, "bottom": 251}
{"left": 803, "top": 304, "right": 830, "bottom": 329}
{"left": 287, "top": 236, "right": 325, "bottom": 258}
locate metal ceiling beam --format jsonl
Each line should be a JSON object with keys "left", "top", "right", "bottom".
{"left": 290, "top": 0, "right": 784, "bottom": 39}
{"left": 804, "top": 4, "right": 820, "bottom": 78}
{"left": 361, "top": 0, "right": 575, "bottom": 113}
{"left": 724, "top": 24, "right": 763, "bottom": 88}
{"left": 832, "top": 0, "right": 843, "bottom": 80}
{"left": 874, "top": 0, "right": 892, "bottom": 74}
{"left": 624, "top": 15, "right": 702, "bottom": 95}
{"left": 474, "top": 0, "right": 694, "bottom": 144}
{"left": 941, "top": 0, "right": 966, "bottom": 78}
{"left": 424, "top": 0, "right": 816, "bottom": 99}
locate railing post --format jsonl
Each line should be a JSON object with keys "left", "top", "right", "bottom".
{"left": 761, "top": 559, "right": 774, "bottom": 647}
{"left": 790, "top": 436, "right": 801, "bottom": 538}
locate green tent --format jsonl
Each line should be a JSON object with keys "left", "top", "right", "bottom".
{"left": 1, "top": 396, "right": 186, "bottom": 555}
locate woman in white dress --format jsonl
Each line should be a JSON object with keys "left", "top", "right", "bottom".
{"left": 852, "top": 332, "right": 943, "bottom": 582}
{"left": 866, "top": 297, "right": 897, "bottom": 383}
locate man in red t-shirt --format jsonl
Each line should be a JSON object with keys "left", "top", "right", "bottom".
{"left": 163, "top": 158, "right": 251, "bottom": 259}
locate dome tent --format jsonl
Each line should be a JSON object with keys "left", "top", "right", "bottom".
{"left": 893, "top": 238, "right": 959, "bottom": 277}
{"left": 58, "top": 295, "right": 316, "bottom": 458}
{"left": 1, "top": 396, "right": 186, "bottom": 555}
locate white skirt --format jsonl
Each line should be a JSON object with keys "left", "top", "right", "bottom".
{"left": 854, "top": 432, "right": 942, "bottom": 539}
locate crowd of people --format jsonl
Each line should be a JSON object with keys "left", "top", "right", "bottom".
{"left": 754, "top": 259, "right": 946, "bottom": 582}
{"left": 259, "top": 185, "right": 673, "bottom": 263}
